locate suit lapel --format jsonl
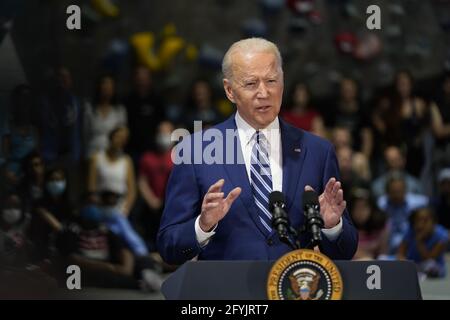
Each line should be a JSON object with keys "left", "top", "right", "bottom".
{"left": 280, "top": 119, "right": 307, "bottom": 213}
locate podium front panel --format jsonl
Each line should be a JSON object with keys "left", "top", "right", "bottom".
{"left": 162, "top": 260, "right": 421, "bottom": 300}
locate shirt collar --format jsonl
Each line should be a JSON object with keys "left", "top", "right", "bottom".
{"left": 235, "top": 111, "right": 280, "bottom": 146}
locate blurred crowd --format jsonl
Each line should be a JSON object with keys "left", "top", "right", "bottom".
{"left": 1, "top": 63, "right": 450, "bottom": 293}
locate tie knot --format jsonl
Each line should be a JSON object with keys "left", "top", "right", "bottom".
{"left": 255, "top": 131, "right": 267, "bottom": 144}
{"left": 253, "top": 130, "right": 270, "bottom": 162}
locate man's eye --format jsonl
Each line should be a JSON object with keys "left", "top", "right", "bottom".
{"left": 268, "top": 79, "right": 277, "bottom": 83}
{"left": 245, "top": 82, "right": 256, "bottom": 87}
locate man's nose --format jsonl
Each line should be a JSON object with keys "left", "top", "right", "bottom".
{"left": 256, "top": 82, "right": 269, "bottom": 98}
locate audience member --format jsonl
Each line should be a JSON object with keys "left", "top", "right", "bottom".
{"left": 281, "top": 82, "right": 326, "bottom": 137}
{"left": 87, "top": 126, "right": 136, "bottom": 216}
{"left": 371, "top": 146, "right": 424, "bottom": 198}
{"left": 377, "top": 173, "right": 429, "bottom": 254}
{"left": 83, "top": 75, "right": 127, "bottom": 158}
{"left": 398, "top": 207, "right": 448, "bottom": 278}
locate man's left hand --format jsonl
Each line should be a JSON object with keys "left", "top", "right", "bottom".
{"left": 305, "top": 177, "right": 346, "bottom": 229}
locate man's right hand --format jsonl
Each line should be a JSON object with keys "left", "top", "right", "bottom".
{"left": 199, "top": 179, "right": 241, "bottom": 232}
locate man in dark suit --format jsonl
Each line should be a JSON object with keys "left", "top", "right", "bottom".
{"left": 158, "top": 38, "right": 358, "bottom": 264}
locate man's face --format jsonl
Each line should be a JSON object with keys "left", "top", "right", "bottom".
{"left": 337, "top": 146, "right": 353, "bottom": 173}
{"left": 340, "top": 79, "right": 357, "bottom": 102}
{"left": 387, "top": 180, "right": 406, "bottom": 205}
{"left": 413, "top": 209, "right": 434, "bottom": 237}
{"left": 30, "top": 156, "right": 44, "bottom": 176}
{"left": 193, "top": 81, "right": 211, "bottom": 106}
{"left": 223, "top": 51, "right": 283, "bottom": 129}
{"left": 332, "top": 128, "right": 351, "bottom": 150}
{"left": 396, "top": 72, "right": 412, "bottom": 98}
{"left": 134, "top": 66, "right": 152, "bottom": 94}
{"left": 385, "top": 147, "right": 405, "bottom": 170}
{"left": 351, "top": 198, "right": 371, "bottom": 227}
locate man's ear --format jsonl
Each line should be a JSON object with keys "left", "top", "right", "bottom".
{"left": 223, "top": 79, "right": 235, "bottom": 104}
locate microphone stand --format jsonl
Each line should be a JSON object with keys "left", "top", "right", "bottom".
{"left": 299, "top": 225, "right": 322, "bottom": 250}
{"left": 278, "top": 226, "right": 301, "bottom": 251}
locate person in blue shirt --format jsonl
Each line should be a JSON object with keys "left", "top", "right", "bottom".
{"left": 82, "top": 191, "right": 149, "bottom": 257}
{"left": 74, "top": 192, "right": 163, "bottom": 291}
{"left": 377, "top": 172, "right": 428, "bottom": 254}
{"left": 2, "top": 84, "right": 39, "bottom": 180}
{"left": 397, "top": 207, "right": 449, "bottom": 278}
{"left": 371, "top": 146, "right": 424, "bottom": 199}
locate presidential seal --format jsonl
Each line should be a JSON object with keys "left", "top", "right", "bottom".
{"left": 267, "top": 249, "right": 343, "bottom": 300}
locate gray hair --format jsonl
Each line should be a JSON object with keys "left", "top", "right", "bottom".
{"left": 222, "top": 38, "right": 283, "bottom": 80}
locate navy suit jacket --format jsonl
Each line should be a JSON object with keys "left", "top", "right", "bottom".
{"left": 158, "top": 115, "right": 358, "bottom": 264}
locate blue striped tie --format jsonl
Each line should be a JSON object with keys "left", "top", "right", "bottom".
{"left": 250, "top": 131, "right": 273, "bottom": 234}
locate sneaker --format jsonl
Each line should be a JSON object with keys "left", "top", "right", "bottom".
{"left": 140, "top": 269, "right": 164, "bottom": 292}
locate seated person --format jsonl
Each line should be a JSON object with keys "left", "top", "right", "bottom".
{"left": 397, "top": 207, "right": 449, "bottom": 278}
{"left": 371, "top": 146, "right": 424, "bottom": 199}
{"left": 377, "top": 172, "right": 429, "bottom": 254}
{"left": 0, "top": 192, "right": 31, "bottom": 267}
{"left": 350, "top": 188, "right": 389, "bottom": 260}
{"left": 29, "top": 167, "right": 74, "bottom": 261}
{"left": 56, "top": 207, "right": 163, "bottom": 291}
{"left": 88, "top": 190, "right": 150, "bottom": 258}
{"left": 432, "top": 168, "right": 450, "bottom": 230}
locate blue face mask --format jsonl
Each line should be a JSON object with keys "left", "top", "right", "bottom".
{"left": 46, "top": 180, "right": 66, "bottom": 197}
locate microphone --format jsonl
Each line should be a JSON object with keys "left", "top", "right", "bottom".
{"left": 269, "top": 191, "right": 290, "bottom": 241}
{"left": 303, "top": 190, "right": 324, "bottom": 246}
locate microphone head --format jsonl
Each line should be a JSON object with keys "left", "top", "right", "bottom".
{"left": 303, "top": 190, "right": 319, "bottom": 207}
{"left": 269, "top": 191, "right": 285, "bottom": 210}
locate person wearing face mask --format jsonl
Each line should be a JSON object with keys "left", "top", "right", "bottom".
{"left": 0, "top": 193, "right": 31, "bottom": 267}
{"left": 19, "top": 152, "right": 46, "bottom": 209}
{"left": 30, "top": 167, "right": 74, "bottom": 261}
{"left": 54, "top": 192, "right": 163, "bottom": 291}
{"left": 87, "top": 126, "right": 136, "bottom": 216}
{"left": 133, "top": 121, "right": 175, "bottom": 251}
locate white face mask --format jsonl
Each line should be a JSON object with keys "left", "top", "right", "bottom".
{"left": 2, "top": 209, "right": 22, "bottom": 225}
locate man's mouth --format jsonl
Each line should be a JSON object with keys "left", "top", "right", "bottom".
{"left": 255, "top": 105, "right": 271, "bottom": 113}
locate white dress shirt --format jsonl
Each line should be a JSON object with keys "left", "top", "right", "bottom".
{"left": 195, "top": 111, "right": 342, "bottom": 247}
